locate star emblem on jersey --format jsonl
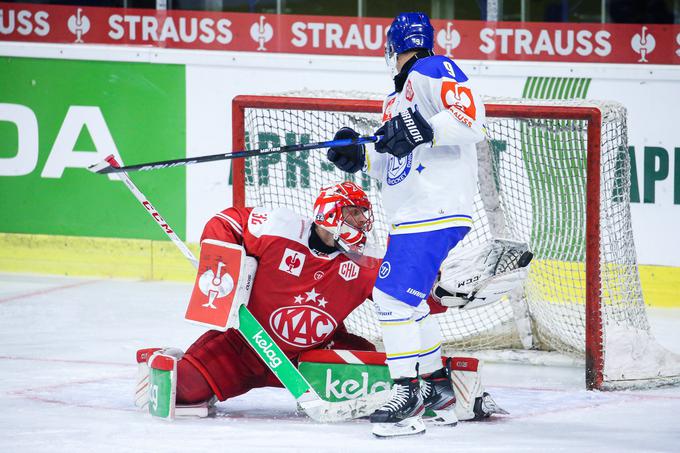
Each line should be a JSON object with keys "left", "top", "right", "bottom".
{"left": 416, "top": 163, "right": 426, "bottom": 173}
{"left": 292, "top": 288, "right": 331, "bottom": 308}
{"left": 306, "top": 288, "right": 320, "bottom": 302}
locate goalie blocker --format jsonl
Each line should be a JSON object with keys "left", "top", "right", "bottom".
{"left": 431, "top": 238, "right": 533, "bottom": 310}
{"left": 185, "top": 239, "right": 257, "bottom": 331}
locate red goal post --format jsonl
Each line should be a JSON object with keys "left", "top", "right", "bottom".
{"left": 231, "top": 94, "right": 680, "bottom": 391}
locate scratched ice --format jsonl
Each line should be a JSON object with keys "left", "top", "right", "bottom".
{"left": 1, "top": 273, "right": 679, "bottom": 452}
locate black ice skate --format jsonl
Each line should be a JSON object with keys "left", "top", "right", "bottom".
{"left": 370, "top": 377, "right": 426, "bottom": 437}
{"left": 421, "top": 366, "right": 458, "bottom": 426}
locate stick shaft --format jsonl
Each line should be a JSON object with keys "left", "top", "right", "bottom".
{"left": 94, "top": 136, "right": 378, "bottom": 174}
{"left": 106, "top": 156, "right": 198, "bottom": 268}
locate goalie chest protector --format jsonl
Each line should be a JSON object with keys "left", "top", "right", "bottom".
{"left": 210, "top": 207, "right": 379, "bottom": 355}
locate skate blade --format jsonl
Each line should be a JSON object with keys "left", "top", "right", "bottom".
{"left": 372, "top": 416, "right": 426, "bottom": 438}
{"left": 424, "top": 409, "right": 458, "bottom": 426}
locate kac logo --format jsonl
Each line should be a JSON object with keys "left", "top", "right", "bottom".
{"left": 270, "top": 305, "right": 337, "bottom": 347}
{"left": 378, "top": 261, "right": 391, "bottom": 279}
{"left": 436, "top": 23, "right": 460, "bottom": 57}
{"left": 386, "top": 153, "right": 412, "bottom": 186}
{"left": 67, "top": 8, "right": 90, "bottom": 43}
{"left": 250, "top": 15, "right": 273, "bottom": 51}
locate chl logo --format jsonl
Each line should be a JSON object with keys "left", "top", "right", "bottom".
{"left": 338, "top": 261, "right": 360, "bottom": 282}
{"left": 279, "top": 248, "right": 305, "bottom": 277}
{"left": 270, "top": 305, "right": 337, "bottom": 347}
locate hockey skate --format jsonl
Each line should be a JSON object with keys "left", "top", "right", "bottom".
{"left": 369, "top": 377, "right": 426, "bottom": 438}
{"left": 421, "top": 367, "right": 458, "bottom": 426}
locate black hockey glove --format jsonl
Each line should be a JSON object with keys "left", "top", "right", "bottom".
{"left": 327, "top": 127, "right": 365, "bottom": 173}
{"left": 375, "top": 107, "right": 433, "bottom": 159}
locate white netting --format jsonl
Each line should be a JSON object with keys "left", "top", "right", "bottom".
{"left": 236, "top": 93, "right": 680, "bottom": 389}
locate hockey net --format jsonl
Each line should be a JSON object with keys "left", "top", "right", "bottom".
{"left": 231, "top": 94, "right": 680, "bottom": 390}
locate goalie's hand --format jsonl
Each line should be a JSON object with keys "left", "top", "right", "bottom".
{"left": 375, "top": 107, "right": 433, "bottom": 159}
{"left": 327, "top": 127, "right": 365, "bottom": 173}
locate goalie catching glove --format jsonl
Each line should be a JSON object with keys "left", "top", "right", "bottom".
{"left": 431, "top": 238, "right": 533, "bottom": 310}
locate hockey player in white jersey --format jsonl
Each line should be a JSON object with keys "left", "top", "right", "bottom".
{"left": 327, "top": 12, "right": 489, "bottom": 437}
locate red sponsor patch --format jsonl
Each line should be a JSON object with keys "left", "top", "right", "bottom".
{"left": 270, "top": 305, "right": 338, "bottom": 347}
{"left": 382, "top": 96, "right": 397, "bottom": 122}
{"left": 440, "top": 81, "right": 477, "bottom": 123}
{"left": 279, "top": 248, "right": 305, "bottom": 276}
{"left": 405, "top": 80, "right": 414, "bottom": 101}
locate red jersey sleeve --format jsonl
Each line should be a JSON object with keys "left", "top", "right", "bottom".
{"left": 201, "top": 206, "right": 254, "bottom": 246}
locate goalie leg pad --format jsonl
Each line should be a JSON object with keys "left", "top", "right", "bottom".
{"left": 449, "top": 357, "right": 508, "bottom": 420}
{"left": 136, "top": 347, "right": 182, "bottom": 410}
{"left": 148, "top": 351, "right": 179, "bottom": 420}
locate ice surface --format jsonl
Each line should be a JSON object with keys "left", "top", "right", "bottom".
{"left": 1, "top": 273, "right": 679, "bottom": 452}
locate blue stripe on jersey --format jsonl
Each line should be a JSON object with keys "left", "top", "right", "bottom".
{"left": 410, "top": 55, "right": 469, "bottom": 82}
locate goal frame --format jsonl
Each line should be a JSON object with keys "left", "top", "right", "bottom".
{"left": 231, "top": 94, "right": 605, "bottom": 390}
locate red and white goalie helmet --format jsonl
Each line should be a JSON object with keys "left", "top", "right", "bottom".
{"left": 313, "top": 181, "right": 374, "bottom": 253}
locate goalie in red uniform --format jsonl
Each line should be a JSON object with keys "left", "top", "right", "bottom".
{"left": 136, "top": 181, "right": 380, "bottom": 413}
{"left": 136, "top": 181, "right": 505, "bottom": 424}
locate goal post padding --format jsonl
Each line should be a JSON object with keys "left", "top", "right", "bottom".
{"left": 231, "top": 94, "right": 680, "bottom": 390}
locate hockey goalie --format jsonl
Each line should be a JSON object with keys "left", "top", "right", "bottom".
{"left": 135, "top": 182, "right": 510, "bottom": 427}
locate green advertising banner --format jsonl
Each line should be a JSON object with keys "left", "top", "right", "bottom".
{"left": 0, "top": 57, "right": 186, "bottom": 240}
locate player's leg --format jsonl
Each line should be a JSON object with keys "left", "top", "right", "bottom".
{"left": 370, "top": 227, "right": 471, "bottom": 435}
{"left": 182, "top": 328, "right": 283, "bottom": 401}
{"left": 137, "top": 328, "right": 283, "bottom": 419}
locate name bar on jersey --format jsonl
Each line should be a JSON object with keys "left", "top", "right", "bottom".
{"left": 1, "top": 3, "right": 679, "bottom": 65}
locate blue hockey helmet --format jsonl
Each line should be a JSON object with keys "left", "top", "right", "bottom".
{"left": 385, "top": 12, "right": 434, "bottom": 75}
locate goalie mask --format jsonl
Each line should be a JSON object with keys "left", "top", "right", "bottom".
{"left": 313, "top": 182, "right": 374, "bottom": 255}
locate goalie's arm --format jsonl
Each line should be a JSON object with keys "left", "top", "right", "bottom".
{"left": 202, "top": 206, "right": 253, "bottom": 245}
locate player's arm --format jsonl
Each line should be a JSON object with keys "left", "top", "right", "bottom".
{"left": 327, "top": 100, "right": 390, "bottom": 178}
{"left": 424, "top": 58, "right": 487, "bottom": 146}
{"left": 201, "top": 206, "right": 254, "bottom": 245}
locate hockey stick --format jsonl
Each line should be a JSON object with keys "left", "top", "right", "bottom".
{"left": 96, "top": 154, "right": 386, "bottom": 422}
{"left": 88, "top": 135, "right": 379, "bottom": 174}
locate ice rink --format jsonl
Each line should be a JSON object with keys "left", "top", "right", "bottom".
{"left": 1, "top": 272, "right": 679, "bottom": 452}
